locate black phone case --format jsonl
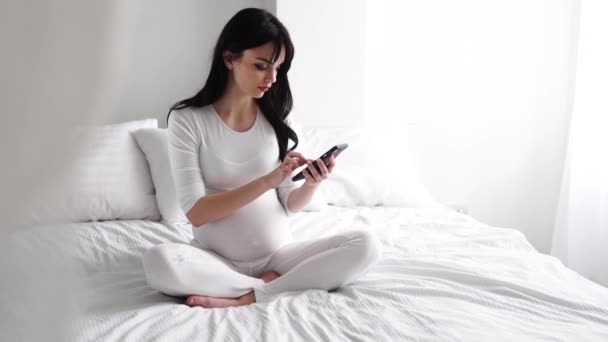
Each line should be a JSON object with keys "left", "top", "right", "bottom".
{"left": 291, "top": 144, "right": 348, "bottom": 181}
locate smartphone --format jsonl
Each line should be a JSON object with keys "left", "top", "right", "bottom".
{"left": 292, "top": 144, "right": 349, "bottom": 181}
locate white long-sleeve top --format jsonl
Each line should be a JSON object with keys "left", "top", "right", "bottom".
{"left": 167, "top": 105, "right": 299, "bottom": 261}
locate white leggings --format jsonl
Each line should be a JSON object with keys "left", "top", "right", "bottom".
{"left": 142, "top": 230, "right": 382, "bottom": 303}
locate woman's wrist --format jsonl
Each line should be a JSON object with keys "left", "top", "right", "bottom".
{"left": 302, "top": 181, "right": 320, "bottom": 190}
{"left": 286, "top": 181, "right": 317, "bottom": 213}
{"left": 260, "top": 174, "right": 275, "bottom": 191}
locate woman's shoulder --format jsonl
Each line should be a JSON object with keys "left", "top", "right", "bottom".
{"left": 168, "top": 105, "right": 213, "bottom": 127}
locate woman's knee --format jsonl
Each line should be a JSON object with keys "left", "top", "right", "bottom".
{"left": 349, "top": 230, "right": 383, "bottom": 266}
{"left": 143, "top": 243, "right": 177, "bottom": 272}
{"left": 142, "top": 243, "right": 185, "bottom": 295}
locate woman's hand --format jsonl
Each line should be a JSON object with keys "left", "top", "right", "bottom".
{"left": 280, "top": 155, "right": 336, "bottom": 213}
{"left": 263, "top": 151, "right": 306, "bottom": 189}
{"left": 302, "top": 155, "right": 335, "bottom": 188}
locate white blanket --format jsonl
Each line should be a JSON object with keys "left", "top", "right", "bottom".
{"left": 12, "top": 207, "right": 608, "bottom": 341}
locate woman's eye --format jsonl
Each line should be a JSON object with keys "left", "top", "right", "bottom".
{"left": 255, "top": 64, "right": 267, "bottom": 71}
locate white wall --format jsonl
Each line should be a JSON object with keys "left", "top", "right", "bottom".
{"left": 277, "top": 0, "right": 578, "bottom": 253}
{"left": 110, "top": 0, "right": 268, "bottom": 127}
{"left": 108, "top": 0, "right": 577, "bottom": 253}
{"left": 277, "top": 0, "right": 366, "bottom": 127}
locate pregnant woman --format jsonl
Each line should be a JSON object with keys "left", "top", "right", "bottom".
{"left": 142, "top": 7, "right": 381, "bottom": 308}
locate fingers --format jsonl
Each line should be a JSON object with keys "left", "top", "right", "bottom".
{"left": 304, "top": 158, "right": 329, "bottom": 182}
{"left": 286, "top": 150, "right": 305, "bottom": 161}
{"left": 303, "top": 167, "right": 315, "bottom": 183}
{"left": 327, "top": 155, "right": 336, "bottom": 173}
{"left": 284, "top": 151, "right": 307, "bottom": 170}
{"left": 286, "top": 151, "right": 306, "bottom": 167}
{"left": 316, "top": 159, "right": 329, "bottom": 176}
{"left": 282, "top": 157, "right": 299, "bottom": 171}
{"left": 285, "top": 159, "right": 299, "bottom": 171}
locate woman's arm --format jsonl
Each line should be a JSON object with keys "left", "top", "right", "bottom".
{"left": 186, "top": 155, "right": 302, "bottom": 226}
{"left": 285, "top": 181, "right": 320, "bottom": 213}
{"left": 185, "top": 177, "right": 271, "bottom": 227}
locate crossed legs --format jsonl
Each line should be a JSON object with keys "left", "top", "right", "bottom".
{"left": 142, "top": 230, "right": 382, "bottom": 308}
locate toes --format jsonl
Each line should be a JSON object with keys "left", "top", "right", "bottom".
{"left": 261, "top": 271, "right": 280, "bottom": 278}
{"left": 260, "top": 271, "right": 281, "bottom": 283}
{"left": 185, "top": 295, "right": 208, "bottom": 307}
{"left": 186, "top": 295, "right": 244, "bottom": 308}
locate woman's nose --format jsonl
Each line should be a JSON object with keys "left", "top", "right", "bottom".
{"left": 265, "top": 69, "right": 277, "bottom": 84}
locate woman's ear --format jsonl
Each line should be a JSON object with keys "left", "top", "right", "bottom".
{"left": 223, "top": 51, "right": 233, "bottom": 71}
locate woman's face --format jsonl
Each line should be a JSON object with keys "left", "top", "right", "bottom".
{"left": 225, "top": 42, "right": 286, "bottom": 99}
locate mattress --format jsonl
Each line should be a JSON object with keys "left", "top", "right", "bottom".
{"left": 9, "top": 206, "right": 608, "bottom": 341}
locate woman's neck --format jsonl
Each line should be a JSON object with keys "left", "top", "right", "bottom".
{"left": 213, "top": 83, "right": 256, "bottom": 121}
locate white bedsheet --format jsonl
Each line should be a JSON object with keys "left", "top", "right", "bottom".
{"left": 11, "top": 207, "right": 608, "bottom": 341}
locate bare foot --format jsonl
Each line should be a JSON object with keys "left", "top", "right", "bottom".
{"left": 185, "top": 291, "right": 256, "bottom": 308}
{"left": 184, "top": 271, "right": 280, "bottom": 308}
{"left": 259, "top": 270, "right": 281, "bottom": 283}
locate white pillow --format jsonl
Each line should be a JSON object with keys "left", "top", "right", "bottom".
{"left": 301, "top": 126, "right": 443, "bottom": 208}
{"left": 132, "top": 128, "right": 191, "bottom": 226}
{"left": 24, "top": 119, "right": 161, "bottom": 224}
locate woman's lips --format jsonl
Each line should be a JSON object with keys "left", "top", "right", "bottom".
{"left": 258, "top": 86, "right": 269, "bottom": 92}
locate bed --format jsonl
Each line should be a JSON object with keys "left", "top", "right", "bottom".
{"left": 11, "top": 206, "right": 608, "bottom": 341}
{"left": 6, "top": 119, "right": 608, "bottom": 341}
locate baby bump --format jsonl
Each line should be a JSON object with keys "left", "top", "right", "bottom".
{"left": 193, "top": 191, "right": 294, "bottom": 261}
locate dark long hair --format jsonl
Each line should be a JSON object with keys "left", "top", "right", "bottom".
{"left": 167, "top": 8, "right": 297, "bottom": 161}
